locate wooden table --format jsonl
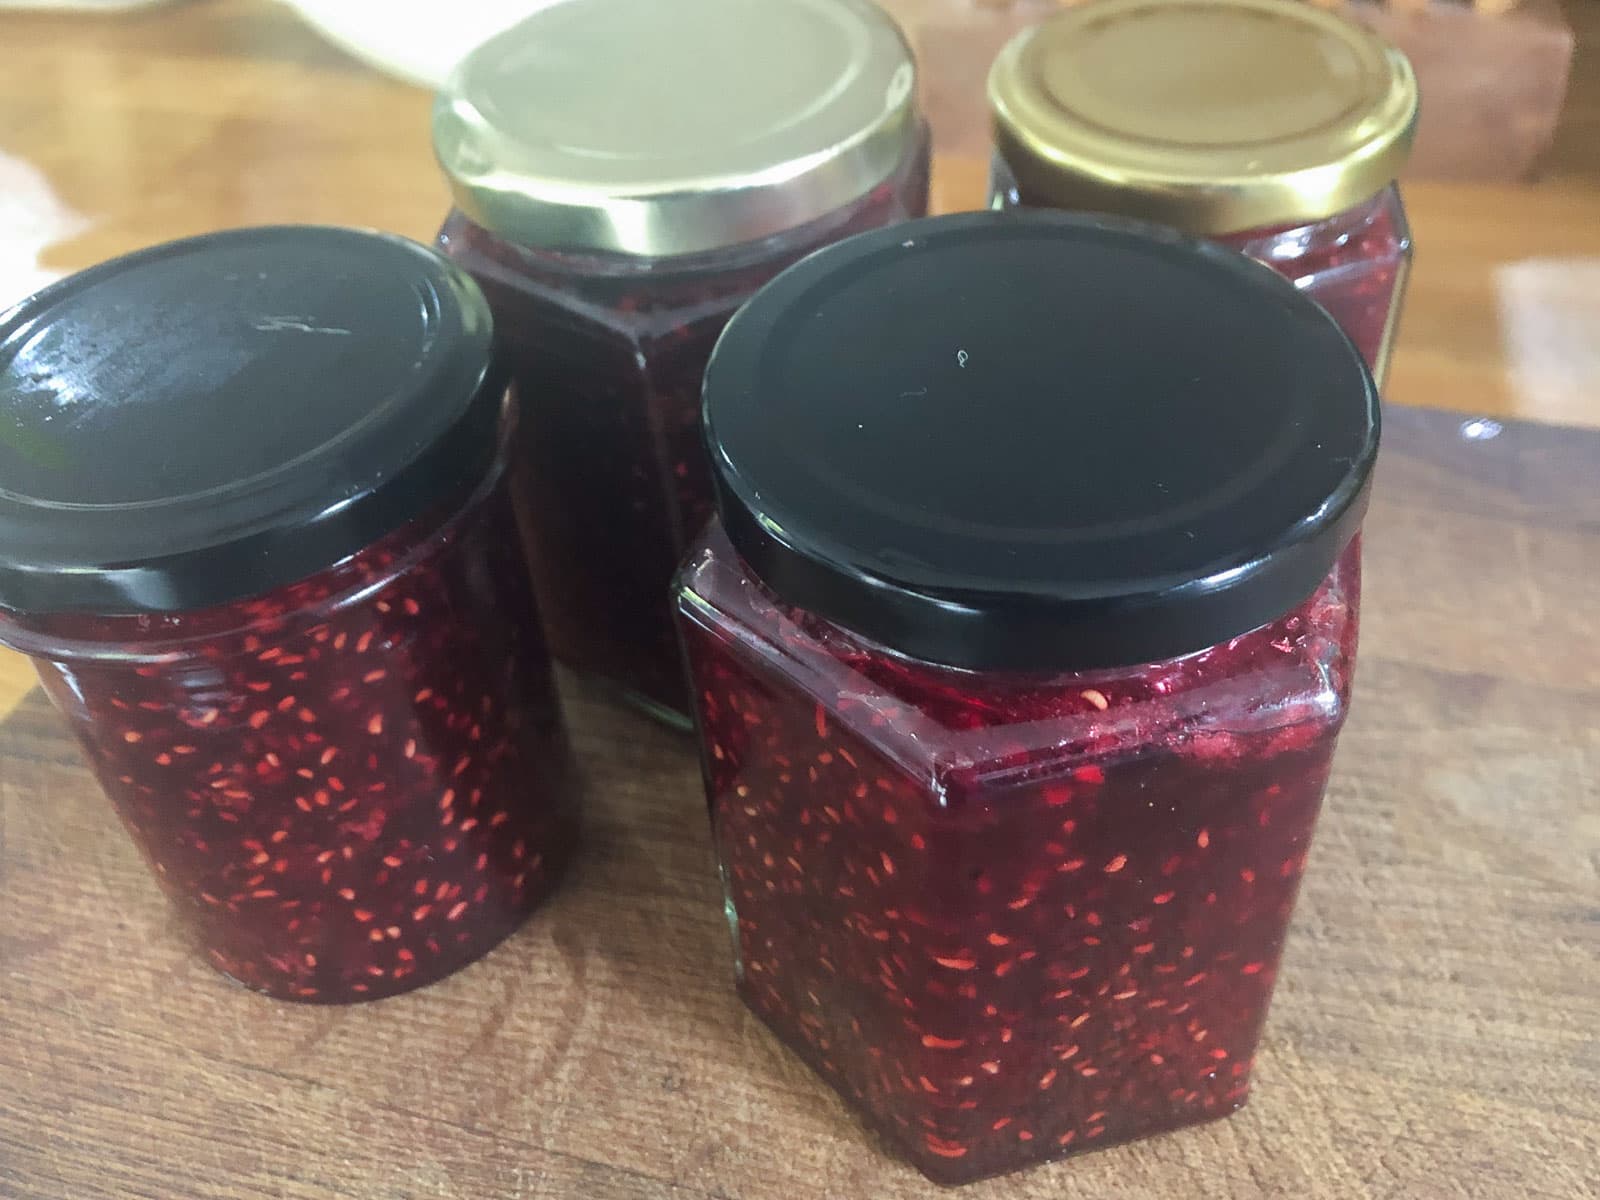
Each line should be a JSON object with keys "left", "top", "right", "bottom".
{"left": 1, "top": 4, "right": 1597, "bottom": 1197}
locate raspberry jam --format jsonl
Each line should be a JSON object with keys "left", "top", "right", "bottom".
{"left": 676, "top": 213, "right": 1378, "bottom": 1182}
{"left": 13, "top": 462, "right": 574, "bottom": 1002}
{"left": 987, "top": 0, "right": 1417, "bottom": 380}
{"left": 1218, "top": 187, "right": 1410, "bottom": 378}
{"left": 681, "top": 529, "right": 1359, "bottom": 1182}
{"left": 433, "top": 0, "right": 931, "bottom": 723}
{"left": 0, "top": 227, "right": 577, "bottom": 1002}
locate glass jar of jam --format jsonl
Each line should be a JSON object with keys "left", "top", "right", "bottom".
{"left": 433, "top": 0, "right": 930, "bottom": 727}
{"left": 0, "top": 227, "right": 578, "bottom": 1003}
{"left": 675, "top": 213, "right": 1378, "bottom": 1183}
{"left": 987, "top": 0, "right": 1417, "bottom": 381}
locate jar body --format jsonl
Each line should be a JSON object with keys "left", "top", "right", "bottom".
{"left": 990, "top": 158, "right": 1410, "bottom": 380}
{"left": 675, "top": 523, "right": 1360, "bottom": 1183}
{"left": 0, "top": 420, "right": 578, "bottom": 1003}
{"left": 439, "top": 128, "right": 930, "bottom": 724}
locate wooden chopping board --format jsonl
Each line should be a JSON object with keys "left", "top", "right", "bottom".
{"left": 0, "top": 403, "right": 1596, "bottom": 1198}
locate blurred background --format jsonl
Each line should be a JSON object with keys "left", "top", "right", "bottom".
{"left": 1, "top": 0, "right": 1596, "bottom": 717}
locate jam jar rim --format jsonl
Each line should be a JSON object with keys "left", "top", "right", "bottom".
{"left": 0, "top": 226, "right": 509, "bottom": 619}
{"left": 986, "top": 0, "right": 1419, "bottom": 236}
{"left": 700, "top": 210, "right": 1378, "bottom": 675}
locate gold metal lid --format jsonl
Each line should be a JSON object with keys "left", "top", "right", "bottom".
{"left": 988, "top": 0, "right": 1419, "bottom": 235}
{"left": 434, "top": 0, "right": 919, "bottom": 258}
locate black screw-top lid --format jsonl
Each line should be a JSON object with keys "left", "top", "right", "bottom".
{"left": 702, "top": 211, "right": 1379, "bottom": 672}
{"left": 0, "top": 226, "right": 507, "bottom": 616}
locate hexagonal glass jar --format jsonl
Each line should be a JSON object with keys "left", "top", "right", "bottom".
{"left": 675, "top": 213, "right": 1378, "bottom": 1182}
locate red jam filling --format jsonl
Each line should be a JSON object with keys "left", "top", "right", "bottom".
{"left": 439, "top": 135, "right": 930, "bottom": 719}
{"left": 4, "top": 466, "right": 577, "bottom": 1002}
{"left": 678, "top": 528, "right": 1360, "bottom": 1182}
{"left": 1221, "top": 188, "right": 1409, "bottom": 375}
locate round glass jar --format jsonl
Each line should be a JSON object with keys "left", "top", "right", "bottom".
{"left": 675, "top": 213, "right": 1378, "bottom": 1183}
{"left": 433, "top": 0, "right": 930, "bottom": 727}
{"left": 0, "top": 228, "right": 578, "bottom": 1003}
{"left": 987, "top": 0, "right": 1417, "bottom": 381}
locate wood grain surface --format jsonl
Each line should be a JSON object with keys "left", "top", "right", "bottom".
{"left": 1, "top": 405, "right": 1596, "bottom": 1200}
{"left": 1, "top": 0, "right": 1600, "bottom": 721}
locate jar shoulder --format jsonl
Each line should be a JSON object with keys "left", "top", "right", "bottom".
{"left": 675, "top": 525, "right": 1360, "bottom": 792}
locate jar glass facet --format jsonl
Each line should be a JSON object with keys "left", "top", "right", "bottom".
{"left": 677, "top": 212, "right": 1379, "bottom": 1181}
{"left": 433, "top": 0, "right": 931, "bottom": 722}
{"left": 437, "top": 142, "right": 929, "bottom": 721}
{"left": 1219, "top": 186, "right": 1411, "bottom": 382}
{"left": 677, "top": 525, "right": 1359, "bottom": 1182}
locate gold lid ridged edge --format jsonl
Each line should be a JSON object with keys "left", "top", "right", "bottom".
{"left": 434, "top": 0, "right": 921, "bottom": 259}
{"left": 987, "top": 0, "right": 1419, "bottom": 235}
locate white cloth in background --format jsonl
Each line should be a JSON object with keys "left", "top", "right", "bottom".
{"left": 0, "top": 152, "right": 89, "bottom": 308}
{"left": 1496, "top": 258, "right": 1600, "bottom": 431}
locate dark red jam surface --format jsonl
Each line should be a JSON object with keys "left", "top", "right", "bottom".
{"left": 1221, "top": 185, "right": 1410, "bottom": 377}
{"left": 676, "top": 525, "right": 1360, "bottom": 1183}
{"left": 439, "top": 133, "right": 930, "bottom": 722}
{"left": 1, "top": 459, "right": 577, "bottom": 1003}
